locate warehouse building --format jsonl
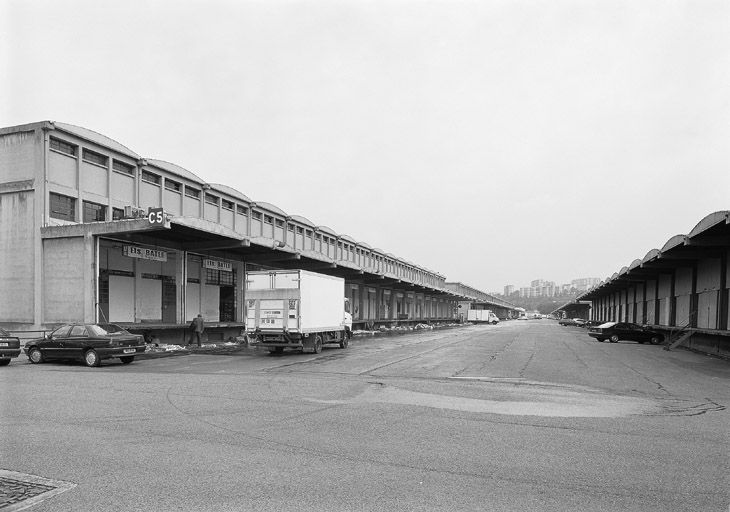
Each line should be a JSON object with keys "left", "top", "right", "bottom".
{"left": 0, "top": 121, "right": 517, "bottom": 342}
{"left": 554, "top": 212, "right": 730, "bottom": 358}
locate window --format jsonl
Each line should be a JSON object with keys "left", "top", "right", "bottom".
{"left": 222, "top": 199, "right": 234, "bottom": 210}
{"left": 82, "top": 148, "right": 108, "bottom": 167}
{"left": 236, "top": 205, "right": 248, "bottom": 216}
{"left": 165, "top": 179, "right": 181, "bottom": 192}
{"left": 206, "top": 268, "right": 235, "bottom": 286}
{"left": 50, "top": 192, "right": 76, "bottom": 221}
{"left": 296, "top": 227, "right": 304, "bottom": 234}
{"left": 69, "top": 325, "right": 87, "bottom": 337}
{"left": 275, "top": 219, "right": 285, "bottom": 228}
{"left": 252, "top": 211, "right": 262, "bottom": 221}
{"left": 113, "top": 159, "right": 134, "bottom": 176}
{"left": 50, "top": 137, "right": 77, "bottom": 157}
{"left": 112, "top": 208, "right": 124, "bottom": 220}
{"left": 83, "top": 201, "right": 106, "bottom": 222}
{"left": 205, "top": 193, "right": 219, "bottom": 205}
{"left": 264, "top": 215, "right": 273, "bottom": 224}
{"left": 185, "top": 186, "right": 200, "bottom": 199}
{"left": 305, "top": 229, "right": 312, "bottom": 237}
{"left": 141, "top": 170, "right": 161, "bottom": 185}
{"left": 287, "top": 224, "right": 294, "bottom": 232}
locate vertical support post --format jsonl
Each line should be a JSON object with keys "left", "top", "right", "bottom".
{"left": 720, "top": 250, "right": 728, "bottom": 330}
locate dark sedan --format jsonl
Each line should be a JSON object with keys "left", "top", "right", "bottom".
{"left": 0, "top": 327, "right": 22, "bottom": 365}
{"left": 25, "top": 323, "right": 145, "bottom": 367}
{"left": 588, "top": 322, "right": 664, "bottom": 344}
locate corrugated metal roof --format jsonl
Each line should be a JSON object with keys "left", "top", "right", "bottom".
{"left": 209, "top": 183, "right": 252, "bottom": 204}
{"left": 289, "top": 215, "right": 315, "bottom": 227}
{"left": 55, "top": 122, "right": 140, "bottom": 159}
{"left": 147, "top": 159, "right": 204, "bottom": 184}
{"left": 254, "top": 201, "right": 288, "bottom": 217}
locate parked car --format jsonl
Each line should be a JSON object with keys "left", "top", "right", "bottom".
{"left": 25, "top": 323, "right": 145, "bottom": 367}
{"left": 583, "top": 320, "right": 605, "bottom": 328}
{"left": 559, "top": 318, "right": 585, "bottom": 326}
{"left": 588, "top": 322, "right": 664, "bottom": 344}
{"left": 573, "top": 318, "right": 588, "bottom": 327}
{"left": 0, "top": 327, "right": 21, "bottom": 366}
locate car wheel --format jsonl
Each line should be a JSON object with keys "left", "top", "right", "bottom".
{"left": 650, "top": 336, "right": 662, "bottom": 345}
{"left": 609, "top": 334, "right": 620, "bottom": 343}
{"left": 84, "top": 349, "right": 101, "bottom": 367}
{"left": 313, "top": 335, "right": 322, "bottom": 354}
{"left": 0, "top": 359, "right": 10, "bottom": 366}
{"left": 119, "top": 356, "right": 134, "bottom": 364}
{"left": 28, "top": 347, "right": 43, "bottom": 364}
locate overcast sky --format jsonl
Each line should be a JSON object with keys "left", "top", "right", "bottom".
{"left": 3, "top": 0, "right": 728, "bottom": 293}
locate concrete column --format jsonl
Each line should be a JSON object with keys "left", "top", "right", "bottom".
{"left": 177, "top": 251, "right": 186, "bottom": 324}
{"left": 669, "top": 270, "right": 676, "bottom": 327}
{"left": 654, "top": 278, "right": 660, "bottom": 326}
{"left": 83, "top": 232, "right": 95, "bottom": 323}
{"left": 690, "top": 264, "right": 698, "bottom": 328}
{"left": 720, "top": 251, "right": 728, "bottom": 330}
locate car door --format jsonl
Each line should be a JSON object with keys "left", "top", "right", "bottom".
{"left": 43, "top": 325, "right": 72, "bottom": 358}
{"left": 64, "top": 324, "right": 90, "bottom": 359}
{"left": 625, "top": 323, "right": 646, "bottom": 342}
{"left": 612, "top": 323, "right": 629, "bottom": 340}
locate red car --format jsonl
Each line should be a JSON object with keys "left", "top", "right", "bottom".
{"left": 25, "top": 323, "right": 145, "bottom": 367}
{"left": 0, "top": 327, "right": 22, "bottom": 366}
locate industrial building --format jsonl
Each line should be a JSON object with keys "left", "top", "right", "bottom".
{"left": 554, "top": 212, "right": 730, "bottom": 358}
{"left": 0, "top": 121, "right": 517, "bottom": 343}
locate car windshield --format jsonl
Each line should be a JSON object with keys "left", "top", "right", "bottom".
{"left": 89, "top": 324, "right": 131, "bottom": 336}
{"left": 599, "top": 322, "right": 616, "bottom": 328}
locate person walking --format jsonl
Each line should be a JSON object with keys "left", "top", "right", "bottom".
{"left": 190, "top": 313, "right": 205, "bottom": 347}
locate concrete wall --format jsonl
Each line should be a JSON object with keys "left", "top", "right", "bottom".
{"left": 42, "top": 237, "right": 87, "bottom": 323}
{"left": 0, "top": 130, "right": 39, "bottom": 182}
{"left": 0, "top": 189, "right": 36, "bottom": 323}
{"left": 0, "top": 129, "right": 39, "bottom": 327}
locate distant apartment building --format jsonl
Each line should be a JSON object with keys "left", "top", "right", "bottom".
{"left": 519, "top": 287, "right": 533, "bottom": 298}
{"left": 503, "top": 278, "right": 600, "bottom": 298}
{"left": 571, "top": 278, "right": 601, "bottom": 291}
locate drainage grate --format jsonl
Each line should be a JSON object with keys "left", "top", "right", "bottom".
{"left": 0, "top": 470, "right": 75, "bottom": 511}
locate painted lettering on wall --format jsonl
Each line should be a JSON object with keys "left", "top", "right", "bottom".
{"left": 123, "top": 245, "right": 168, "bottom": 262}
{"left": 204, "top": 259, "right": 232, "bottom": 272}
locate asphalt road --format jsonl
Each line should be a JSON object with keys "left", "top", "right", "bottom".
{"left": 2, "top": 321, "right": 729, "bottom": 512}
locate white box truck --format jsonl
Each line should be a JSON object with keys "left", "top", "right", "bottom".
{"left": 245, "top": 269, "right": 352, "bottom": 354}
{"left": 467, "top": 309, "right": 499, "bottom": 324}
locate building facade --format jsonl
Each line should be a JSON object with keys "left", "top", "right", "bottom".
{"left": 1, "top": 121, "right": 512, "bottom": 341}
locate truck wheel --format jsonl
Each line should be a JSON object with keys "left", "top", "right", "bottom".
{"left": 313, "top": 335, "right": 322, "bottom": 354}
{"left": 339, "top": 336, "right": 349, "bottom": 349}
